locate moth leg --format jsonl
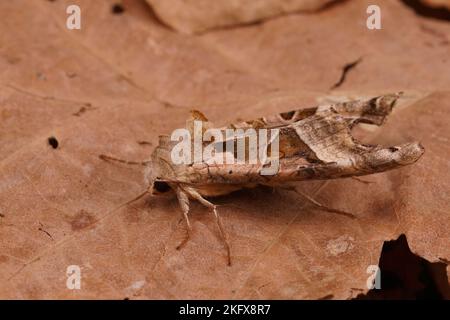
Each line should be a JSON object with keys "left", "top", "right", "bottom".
{"left": 175, "top": 188, "right": 192, "bottom": 250}
{"left": 284, "top": 186, "right": 356, "bottom": 219}
{"left": 188, "top": 190, "right": 232, "bottom": 266}
{"left": 332, "top": 93, "right": 402, "bottom": 126}
{"left": 99, "top": 154, "right": 151, "bottom": 166}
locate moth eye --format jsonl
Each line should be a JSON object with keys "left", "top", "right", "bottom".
{"left": 153, "top": 181, "right": 171, "bottom": 193}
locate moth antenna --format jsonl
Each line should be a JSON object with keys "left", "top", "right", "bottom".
{"left": 119, "top": 189, "right": 151, "bottom": 209}
{"left": 99, "top": 154, "right": 151, "bottom": 166}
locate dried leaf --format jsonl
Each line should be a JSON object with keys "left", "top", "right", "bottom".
{"left": 145, "top": 0, "right": 337, "bottom": 34}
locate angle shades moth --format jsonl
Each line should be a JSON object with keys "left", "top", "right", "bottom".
{"left": 100, "top": 93, "right": 424, "bottom": 265}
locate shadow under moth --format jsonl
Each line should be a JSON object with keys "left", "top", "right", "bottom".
{"left": 100, "top": 93, "right": 424, "bottom": 265}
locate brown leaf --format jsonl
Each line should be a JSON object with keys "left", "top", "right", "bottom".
{"left": 145, "top": 0, "right": 338, "bottom": 34}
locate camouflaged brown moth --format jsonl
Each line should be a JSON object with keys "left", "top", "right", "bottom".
{"left": 100, "top": 93, "right": 424, "bottom": 266}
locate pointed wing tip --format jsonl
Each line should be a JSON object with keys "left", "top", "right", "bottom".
{"left": 397, "top": 141, "right": 425, "bottom": 165}
{"left": 365, "top": 92, "right": 404, "bottom": 126}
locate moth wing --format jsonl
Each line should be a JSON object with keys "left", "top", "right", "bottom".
{"left": 226, "top": 93, "right": 402, "bottom": 129}
{"left": 152, "top": 93, "right": 423, "bottom": 187}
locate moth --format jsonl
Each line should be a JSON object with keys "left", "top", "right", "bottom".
{"left": 100, "top": 93, "right": 424, "bottom": 265}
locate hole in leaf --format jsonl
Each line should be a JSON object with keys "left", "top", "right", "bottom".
{"left": 48, "top": 136, "right": 59, "bottom": 149}
{"left": 356, "top": 234, "right": 450, "bottom": 299}
{"left": 111, "top": 3, "right": 125, "bottom": 15}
